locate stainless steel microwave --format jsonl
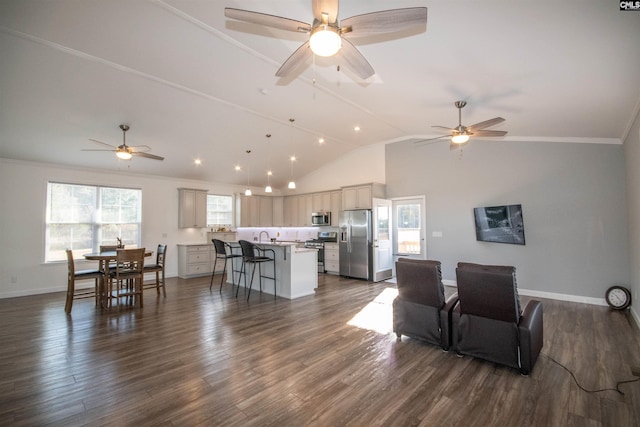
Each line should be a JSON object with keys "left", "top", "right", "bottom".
{"left": 311, "top": 212, "right": 331, "bottom": 226}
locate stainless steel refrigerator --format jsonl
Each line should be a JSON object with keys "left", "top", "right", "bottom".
{"left": 339, "top": 209, "right": 372, "bottom": 280}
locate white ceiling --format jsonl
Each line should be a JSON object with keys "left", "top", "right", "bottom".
{"left": 1, "top": 0, "right": 639, "bottom": 189}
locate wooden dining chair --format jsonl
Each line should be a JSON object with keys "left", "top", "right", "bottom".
{"left": 65, "top": 249, "right": 103, "bottom": 313}
{"left": 143, "top": 244, "right": 167, "bottom": 297}
{"left": 107, "top": 248, "right": 145, "bottom": 309}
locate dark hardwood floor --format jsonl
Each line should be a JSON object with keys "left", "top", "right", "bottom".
{"left": 1, "top": 274, "right": 639, "bottom": 426}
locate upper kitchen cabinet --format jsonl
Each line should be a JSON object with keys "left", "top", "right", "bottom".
{"left": 272, "top": 196, "right": 284, "bottom": 227}
{"left": 283, "top": 196, "right": 298, "bottom": 227}
{"left": 312, "top": 192, "right": 331, "bottom": 213}
{"left": 298, "top": 194, "right": 313, "bottom": 226}
{"left": 178, "top": 188, "right": 208, "bottom": 228}
{"left": 341, "top": 184, "right": 385, "bottom": 210}
{"left": 237, "top": 195, "right": 275, "bottom": 227}
{"left": 330, "top": 191, "right": 342, "bottom": 225}
{"left": 259, "top": 196, "right": 273, "bottom": 226}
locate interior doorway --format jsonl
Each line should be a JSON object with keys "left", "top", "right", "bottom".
{"left": 391, "top": 197, "right": 426, "bottom": 272}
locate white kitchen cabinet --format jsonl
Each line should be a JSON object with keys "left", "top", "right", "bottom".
{"left": 298, "top": 194, "right": 312, "bottom": 226}
{"left": 312, "top": 192, "right": 331, "bottom": 213}
{"left": 178, "top": 188, "right": 208, "bottom": 228}
{"left": 283, "top": 196, "right": 298, "bottom": 227}
{"left": 238, "top": 194, "right": 259, "bottom": 227}
{"left": 324, "top": 242, "right": 339, "bottom": 274}
{"left": 177, "top": 244, "right": 211, "bottom": 278}
{"left": 330, "top": 191, "right": 342, "bottom": 225}
{"left": 238, "top": 195, "right": 274, "bottom": 227}
{"left": 341, "top": 184, "right": 385, "bottom": 210}
{"left": 272, "top": 196, "right": 284, "bottom": 227}
{"left": 259, "top": 196, "right": 273, "bottom": 226}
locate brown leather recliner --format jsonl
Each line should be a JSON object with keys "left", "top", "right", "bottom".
{"left": 452, "top": 262, "right": 544, "bottom": 375}
{"left": 393, "top": 258, "right": 458, "bottom": 350}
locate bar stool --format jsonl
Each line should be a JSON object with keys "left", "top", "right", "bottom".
{"left": 210, "top": 239, "right": 243, "bottom": 293}
{"left": 237, "top": 240, "right": 276, "bottom": 300}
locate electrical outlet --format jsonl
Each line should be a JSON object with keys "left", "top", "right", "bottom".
{"left": 631, "top": 366, "right": 640, "bottom": 377}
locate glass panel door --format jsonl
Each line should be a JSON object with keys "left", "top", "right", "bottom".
{"left": 392, "top": 197, "right": 426, "bottom": 268}
{"left": 372, "top": 198, "right": 393, "bottom": 281}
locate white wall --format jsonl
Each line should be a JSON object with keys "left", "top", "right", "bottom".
{"left": 0, "top": 159, "right": 246, "bottom": 298}
{"left": 385, "top": 139, "right": 630, "bottom": 301}
{"left": 294, "top": 142, "right": 386, "bottom": 193}
{"left": 623, "top": 109, "right": 640, "bottom": 323}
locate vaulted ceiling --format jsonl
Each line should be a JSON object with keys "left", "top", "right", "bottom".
{"left": 1, "top": 1, "right": 639, "bottom": 190}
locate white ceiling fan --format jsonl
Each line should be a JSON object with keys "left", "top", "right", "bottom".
{"left": 225, "top": 0, "right": 428, "bottom": 80}
{"left": 416, "top": 101, "right": 508, "bottom": 149}
{"left": 84, "top": 125, "right": 164, "bottom": 161}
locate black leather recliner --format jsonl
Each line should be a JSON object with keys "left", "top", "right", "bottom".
{"left": 393, "top": 258, "right": 458, "bottom": 350}
{"left": 452, "top": 262, "right": 544, "bottom": 375}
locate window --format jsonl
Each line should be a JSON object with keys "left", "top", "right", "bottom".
{"left": 207, "top": 194, "right": 233, "bottom": 227}
{"left": 396, "top": 202, "right": 421, "bottom": 255}
{"left": 46, "top": 182, "right": 141, "bottom": 262}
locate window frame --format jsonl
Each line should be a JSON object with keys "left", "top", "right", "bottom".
{"left": 45, "top": 181, "right": 142, "bottom": 263}
{"left": 206, "top": 193, "right": 235, "bottom": 229}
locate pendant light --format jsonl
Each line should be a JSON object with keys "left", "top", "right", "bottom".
{"left": 264, "top": 134, "right": 273, "bottom": 193}
{"left": 287, "top": 119, "right": 296, "bottom": 190}
{"left": 288, "top": 156, "right": 296, "bottom": 190}
{"left": 265, "top": 171, "right": 273, "bottom": 193}
{"left": 244, "top": 150, "right": 252, "bottom": 196}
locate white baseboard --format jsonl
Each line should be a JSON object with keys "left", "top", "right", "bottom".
{"left": 443, "top": 279, "right": 606, "bottom": 305}
{"left": 443, "top": 279, "right": 639, "bottom": 329}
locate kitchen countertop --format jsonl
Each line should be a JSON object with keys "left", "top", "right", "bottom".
{"left": 177, "top": 241, "right": 316, "bottom": 253}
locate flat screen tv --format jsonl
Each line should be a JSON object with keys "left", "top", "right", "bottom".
{"left": 474, "top": 204, "right": 525, "bottom": 245}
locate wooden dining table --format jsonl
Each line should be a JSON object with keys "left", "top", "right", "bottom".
{"left": 83, "top": 249, "right": 153, "bottom": 309}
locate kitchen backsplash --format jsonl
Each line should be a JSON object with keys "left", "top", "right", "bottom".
{"left": 236, "top": 227, "right": 338, "bottom": 242}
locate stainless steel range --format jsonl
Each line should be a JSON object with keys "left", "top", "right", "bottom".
{"left": 304, "top": 231, "right": 337, "bottom": 273}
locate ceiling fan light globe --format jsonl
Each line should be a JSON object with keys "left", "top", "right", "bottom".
{"left": 451, "top": 134, "right": 470, "bottom": 144}
{"left": 309, "top": 26, "right": 341, "bottom": 57}
{"left": 116, "top": 150, "right": 132, "bottom": 160}
{"left": 265, "top": 185, "right": 273, "bottom": 193}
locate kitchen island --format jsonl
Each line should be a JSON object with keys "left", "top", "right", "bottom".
{"left": 226, "top": 241, "right": 318, "bottom": 300}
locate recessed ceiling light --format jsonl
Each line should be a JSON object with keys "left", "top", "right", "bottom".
{"left": 354, "top": 126, "right": 360, "bottom": 132}
{"left": 194, "top": 158, "right": 202, "bottom": 165}
{"left": 318, "top": 137, "right": 325, "bottom": 144}
{"left": 234, "top": 165, "right": 241, "bottom": 171}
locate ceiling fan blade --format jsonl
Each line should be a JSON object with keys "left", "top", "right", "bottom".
{"left": 432, "top": 125, "right": 456, "bottom": 132}
{"left": 133, "top": 152, "right": 164, "bottom": 161}
{"left": 88, "top": 138, "right": 116, "bottom": 148}
{"left": 276, "top": 41, "right": 312, "bottom": 77}
{"left": 225, "top": 8, "right": 311, "bottom": 33}
{"left": 472, "top": 129, "right": 508, "bottom": 137}
{"left": 467, "top": 117, "right": 505, "bottom": 131}
{"left": 339, "top": 38, "right": 375, "bottom": 79}
{"left": 81, "top": 148, "right": 116, "bottom": 152}
{"left": 341, "top": 7, "right": 427, "bottom": 38}
{"left": 312, "top": 0, "right": 339, "bottom": 23}
{"left": 129, "top": 145, "right": 151, "bottom": 153}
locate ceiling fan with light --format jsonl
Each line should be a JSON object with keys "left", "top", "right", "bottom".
{"left": 84, "top": 125, "right": 164, "bottom": 161}
{"left": 415, "top": 101, "right": 508, "bottom": 149}
{"left": 224, "top": 0, "right": 427, "bottom": 80}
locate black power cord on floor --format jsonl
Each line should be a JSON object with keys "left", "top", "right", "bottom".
{"left": 541, "top": 352, "right": 640, "bottom": 395}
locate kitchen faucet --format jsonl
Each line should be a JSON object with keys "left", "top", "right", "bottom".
{"left": 259, "top": 230, "right": 270, "bottom": 242}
